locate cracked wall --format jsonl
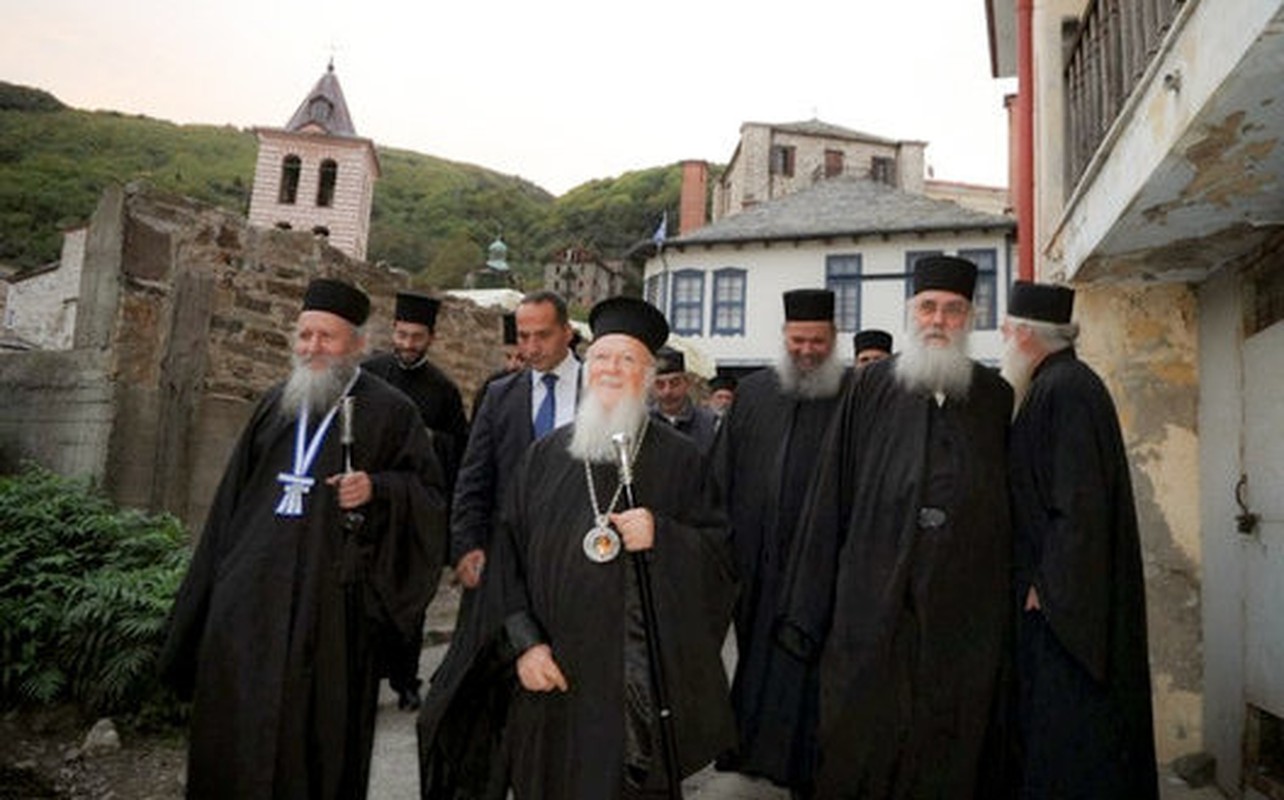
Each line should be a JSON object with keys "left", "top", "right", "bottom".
{"left": 1075, "top": 282, "right": 1202, "bottom": 762}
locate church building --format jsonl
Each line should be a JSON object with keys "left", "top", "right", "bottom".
{"left": 247, "top": 62, "right": 380, "bottom": 260}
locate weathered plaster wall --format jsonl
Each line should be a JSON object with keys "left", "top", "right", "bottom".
{"left": 1074, "top": 281, "right": 1202, "bottom": 763}
{"left": 2, "top": 228, "right": 85, "bottom": 349}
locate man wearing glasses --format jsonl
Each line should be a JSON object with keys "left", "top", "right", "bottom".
{"left": 778, "top": 255, "right": 1015, "bottom": 798}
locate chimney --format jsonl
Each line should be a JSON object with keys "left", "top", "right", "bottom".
{"left": 679, "top": 160, "right": 708, "bottom": 235}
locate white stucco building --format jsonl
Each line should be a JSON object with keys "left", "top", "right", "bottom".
{"left": 643, "top": 170, "right": 1015, "bottom": 371}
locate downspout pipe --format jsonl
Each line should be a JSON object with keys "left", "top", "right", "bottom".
{"left": 1017, "top": 0, "right": 1035, "bottom": 281}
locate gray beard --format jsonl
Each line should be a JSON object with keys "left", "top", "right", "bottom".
{"left": 568, "top": 388, "right": 649, "bottom": 464}
{"left": 279, "top": 354, "right": 358, "bottom": 419}
{"left": 774, "top": 348, "right": 845, "bottom": 400}
{"left": 1000, "top": 343, "right": 1035, "bottom": 418}
{"left": 894, "top": 327, "right": 974, "bottom": 399}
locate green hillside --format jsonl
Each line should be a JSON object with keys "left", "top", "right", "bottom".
{"left": 0, "top": 81, "right": 702, "bottom": 289}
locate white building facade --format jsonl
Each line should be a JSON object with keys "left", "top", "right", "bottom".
{"left": 644, "top": 177, "right": 1015, "bottom": 370}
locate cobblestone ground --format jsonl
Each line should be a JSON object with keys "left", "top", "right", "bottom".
{"left": 367, "top": 575, "right": 1222, "bottom": 800}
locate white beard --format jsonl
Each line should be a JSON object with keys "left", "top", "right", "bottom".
{"left": 279, "top": 353, "right": 358, "bottom": 419}
{"left": 568, "top": 386, "right": 649, "bottom": 464}
{"left": 774, "top": 347, "right": 846, "bottom": 400}
{"left": 894, "top": 324, "right": 973, "bottom": 399}
{"left": 1000, "top": 342, "right": 1036, "bottom": 417}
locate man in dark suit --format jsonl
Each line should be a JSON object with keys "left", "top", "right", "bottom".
{"left": 418, "top": 290, "right": 577, "bottom": 796}
{"left": 449, "top": 290, "right": 578, "bottom": 588}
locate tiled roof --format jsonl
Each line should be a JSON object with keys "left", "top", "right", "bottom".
{"left": 284, "top": 63, "right": 358, "bottom": 137}
{"left": 674, "top": 177, "right": 1013, "bottom": 246}
{"left": 752, "top": 119, "right": 906, "bottom": 145}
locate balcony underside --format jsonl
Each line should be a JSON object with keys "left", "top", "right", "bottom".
{"left": 1062, "top": 2, "right": 1284, "bottom": 283}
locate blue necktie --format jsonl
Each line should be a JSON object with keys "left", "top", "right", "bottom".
{"left": 534, "top": 373, "right": 558, "bottom": 438}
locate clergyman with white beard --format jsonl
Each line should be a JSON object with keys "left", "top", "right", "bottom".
{"left": 489, "top": 296, "right": 737, "bottom": 797}
{"left": 159, "top": 277, "right": 448, "bottom": 798}
{"left": 711, "top": 288, "right": 851, "bottom": 794}
{"left": 778, "top": 256, "right": 1015, "bottom": 798}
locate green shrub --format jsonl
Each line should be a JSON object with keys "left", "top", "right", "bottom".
{"left": 0, "top": 463, "right": 190, "bottom": 722}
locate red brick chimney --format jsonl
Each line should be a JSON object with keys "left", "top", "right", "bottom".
{"left": 679, "top": 160, "right": 708, "bottom": 235}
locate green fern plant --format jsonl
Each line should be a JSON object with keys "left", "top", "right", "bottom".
{"left": 0, "top": 463, "right": 190, "bottom": 720}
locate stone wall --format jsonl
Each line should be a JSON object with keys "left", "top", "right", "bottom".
{"left": 0, "top": 348, "right": 115, "bottom": 479}
{"left": 0, "top": 182, "right": 507, "bottom": 536}
{"left": 1075, "top": 281, "right": 1203, "bottom": 763}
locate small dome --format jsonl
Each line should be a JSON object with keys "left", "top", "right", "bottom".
{"left": 486, "top": 237, "right": 509, "bottom": 271}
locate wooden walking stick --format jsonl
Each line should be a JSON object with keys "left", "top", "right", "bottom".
{"left": 611, "top": 431, "right": 682, "bottom": 798}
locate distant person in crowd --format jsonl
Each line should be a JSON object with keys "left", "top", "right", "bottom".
{"left": 779, "top": 256, "right": 1014, "bottom": 797}
{"left": 160, "top": 278, "right": 447, "bottom": 798}
{"left": 705, "top": 375, "right": 737, "bottom": 423}
{"left": 649, "top": 345, "right": 718, "bottom": 456}
{"left": 1002, "top": 281, "right": 1158, "bottom": 799}
{"left": 471, "top": 312, "right": 525, "bottom": 419}
{"left": 853, "top": 328, "right": 893, "bottom": 368}
{"left": 712, "top": 288, "right": 851, "bottom": 794}
{"left": 492, "top": 296, "right": 735, "bottom": 797}
{"left": 362, "top": 290, "right": 469, "bottom": 711}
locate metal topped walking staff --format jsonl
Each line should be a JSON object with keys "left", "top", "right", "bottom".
{"left": 611, "top": 431, "right": 682, "bottom": 798}
{"left": 340, "top": 396, "right": 365, "bottom": 533}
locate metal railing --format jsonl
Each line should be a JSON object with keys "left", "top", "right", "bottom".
{"left": 1064, "top": 0, "right": 1184, "bottom": 188}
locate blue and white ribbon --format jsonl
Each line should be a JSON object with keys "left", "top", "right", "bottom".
{"left": 274, "top": 370, "right": 360, "bottom": 517}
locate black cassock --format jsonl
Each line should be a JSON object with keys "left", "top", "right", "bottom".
{"left": 363, "top": 352, "right": 469, "bottom": 695}
{"left": 711, "top": 366, "right": 850, "bottom": 788}
{"left": 779, "top": 357, "right": 1013, "bottom": 798}
{"left": 159, "top": 371, "right": 447, "bottom": 799}
{"left": 1010, "top": 348, "right": 1157, "bottom": 799}
{"left": 495, "top": 422, "right": 736, "bottom": 798}
{"left": 362, "top": 352, "right": 469, "bottom": 493}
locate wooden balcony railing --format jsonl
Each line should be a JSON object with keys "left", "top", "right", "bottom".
{"left": 1064, "top": 0, "right": 1185, "bottom": 189}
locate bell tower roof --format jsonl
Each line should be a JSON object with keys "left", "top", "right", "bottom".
{"left": 284, "top": 60, "right": 358, "bottom": 137}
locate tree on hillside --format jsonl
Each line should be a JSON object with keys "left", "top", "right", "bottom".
{"left": 418, "top": 230, "right": 484, "bottom": 290}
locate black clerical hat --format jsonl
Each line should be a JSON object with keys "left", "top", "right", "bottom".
{"left": 912, "top": 255, "right": 977, "bottom": 300}
{"left": 395, "top": 292, "right": 440, "bottom": 329}
{"left": 709, "top": 375, "right": 737, "bottom": 392}
{"left": 854, "top": 328, "right": 893, "bottom": 354}
{"left": 501, "top": 312, "right": 517, "bottom": 345}
{"left": 303, "top": 278, "right": 369, "bottom": 326}
{"left": 783, "top": 289, "right": 835, "bottom": 321}
{"left": 1009, "top": 281, "right": 1075, "bottom": 324}
{"left": 588, "top": 297, "right": 669, "bottom": 354}
{"left": 655, "top": 346, "right": 685, "bottom": 375}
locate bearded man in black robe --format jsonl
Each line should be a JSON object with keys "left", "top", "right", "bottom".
{"left": 713, "top": 288, "right": 850, "bottom": 792}
{"left": 159, "top": 278, "right": 447, "bottom": 798}
{"left": 495, "top": 296, "right": 736, "bottom": 798}
{"left": 1000, "top": 281, "right": 1158, "bottom": 799}
{"left": 779, "top": 256, "right": 1014, "bottom": 798}
{"left": 363, "top": 291, "right": 469, "bottom": 711}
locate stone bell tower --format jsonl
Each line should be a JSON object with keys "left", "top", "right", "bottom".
{"left": 247, "top": 61, "right": 380, "bottom": 261}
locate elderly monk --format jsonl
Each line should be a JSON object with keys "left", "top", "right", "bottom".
{"left": 160, "top": 277, "right": 447, "bottom": 798}
{"left": 779, "top": 256, "right": 1014, "bottom": 798}
{"left": 495, "top": 296, "right": 736, "bottom": 798}
{"left": 1002, "top": 281, "right": 1157, "bottom": 799}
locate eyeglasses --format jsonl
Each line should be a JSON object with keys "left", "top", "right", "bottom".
{"left": 914, "top": 299, "right": 970, "bottom": 320}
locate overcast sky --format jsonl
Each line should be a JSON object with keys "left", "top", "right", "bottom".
{"left": 2, "top": 0, "right": 1015, "bottom": 197}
